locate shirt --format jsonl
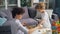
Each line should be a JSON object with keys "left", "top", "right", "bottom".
{"left": 15, "top": 19, "right": 28, "bottom": 34}
{"left": 41, "top": 12, "right": 51, "bottom": 28}
{"left": 3, "top": 19, "right": 28, "bottom": 34}
{"left": 35, "top": 11, "right": 51, "bottom": 29}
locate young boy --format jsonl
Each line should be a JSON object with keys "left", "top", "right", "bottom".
{"left": 9, "top": 7, "right": 40, "bottom": 34}
{"left": 35, "top": 2, "right": 51, "bottom": 29}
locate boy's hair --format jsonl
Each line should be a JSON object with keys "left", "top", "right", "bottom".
{"left": 35, "top": 2, "right": 45, "bottom": 9}
{"left": 11, "top": 7, "right": 25, "bottom": 18}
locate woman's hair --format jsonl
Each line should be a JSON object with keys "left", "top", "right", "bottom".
{"left": 11, "top": 7, "right": 25, "bottom": 18}
{"left": 35, "top": 2, "right": 45, "bottom": 9}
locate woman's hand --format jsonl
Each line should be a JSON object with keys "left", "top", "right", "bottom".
{"left": 22, "top": 21, "right": 27, "bottom": 26}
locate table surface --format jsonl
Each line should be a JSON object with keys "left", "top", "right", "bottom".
{"left": 31, "top": 28, "right": 52, "bottom": 34}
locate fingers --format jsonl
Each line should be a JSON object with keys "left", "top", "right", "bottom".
{"left": 22, "top": 22, "right": 27, "bottom": 26}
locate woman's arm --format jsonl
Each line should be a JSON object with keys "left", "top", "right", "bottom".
{"left": 28, "top": 26, "right": 39, "bottom": 34}
{"left": 16, "top": 20, "right": 28, "bottom": 34}
{"left": 27, "top": 24, "right": 42, "bottom": 34}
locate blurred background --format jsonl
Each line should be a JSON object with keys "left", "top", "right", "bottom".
{"left": 0, "top": 0, "right": 55, "bottom": 9}
{"left": 0, "top": 0, "right": 60, "bottom": 34}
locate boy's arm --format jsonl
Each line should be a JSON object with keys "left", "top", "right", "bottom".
{"left": 39, "top": 13, "right": 47, "bottom": 25}
{"left": 39, "top": 19, "right": 45, "bottom": 25}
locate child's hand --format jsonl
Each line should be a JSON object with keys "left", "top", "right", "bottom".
{"left": 37, "top": 24, "right": 43, "bottom": 29}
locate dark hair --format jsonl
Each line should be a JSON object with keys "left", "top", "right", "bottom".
{"left": 11, "top": 7, "right": 25, "bottom": 18}
{"left": 35, "top": 2, "right": 45, "bottom": 9}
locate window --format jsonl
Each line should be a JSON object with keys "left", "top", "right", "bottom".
{"left": 0, "top": 0, "right": 20, "bottom": 9}
{"left": 21, "top": 0, "right": 31, "bottom": 7}
{"left": 7, "top": 0, "right": 17, "bottom": 7}
{"left": 8, "top": 0, "right": 17, "bottom": 4}
{"left": 39, "top": 0, "right": 44, "bottom": 2}
{"left": 49, "top": 0, "right": 55, "bottom": 9}
{"left": 0, "top": 0, "right": 5, "bottom": 8}
{"left": 32, "top": 0, "right": 55, "bottom": 9}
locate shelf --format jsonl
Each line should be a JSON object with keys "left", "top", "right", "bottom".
{"left": 8, "top": 4, "right": 17, "bottom": 6}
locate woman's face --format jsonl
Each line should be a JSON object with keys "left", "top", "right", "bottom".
{"left": 16, "top": 14, "right": 23, "bottom": 19}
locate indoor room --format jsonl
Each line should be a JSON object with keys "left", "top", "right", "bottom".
{"left": 0, "top": 0, "right": 60, "bottom": 34}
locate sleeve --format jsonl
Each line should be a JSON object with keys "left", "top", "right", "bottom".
{"left": 17, "top": 30, "right": 24, "bottom": 34}
{"left": 16, "top": 20, "right": 28, "bottom": 34}
{"left": 41, "top": 13, "right": 48, "bottom": 20}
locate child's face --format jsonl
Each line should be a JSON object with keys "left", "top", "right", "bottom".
{"left": 36, "top": 3, "right": 45, "bottom": 13}
{"left": 40, "top": 3, "right": 46, "bottom": 9}
{"left": 37, "top": 9, "right": 45, "bottom": 13}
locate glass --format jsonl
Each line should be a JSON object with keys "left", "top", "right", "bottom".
{"left": 8, "top": 0, "right": 17, "bottom": 4}
{"left": 0, "top": 0, "right": 5, "bottom": 8}
{"left": 26, "top": 0, "right": 31, "bottom": 7}
{"left": 21, "top": 0, "right": 31, "bottom": 7}
{"left": 0, "top": 0, "right": 5, "bottom": 5}
{"left": 39, "top": 0, "right": 44, "bottom": 2}
{"left": 49, "top": 0, "right": 55, "bottom": 9}
{"left": 7, "top": 0, "right": 17, "bottom": 7}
